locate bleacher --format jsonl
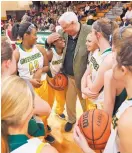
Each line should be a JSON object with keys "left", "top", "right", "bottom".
{"left": 78, "top": 3, "right": 113, "bottom": 24}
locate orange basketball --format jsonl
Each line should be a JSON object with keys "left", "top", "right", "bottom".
{"left": 54, "top": 73, "right": 68, "bottom": 90}
{"left": 78, "top": 109, "right": 112, "bottom": 150}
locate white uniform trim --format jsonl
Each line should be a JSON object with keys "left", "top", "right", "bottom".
{"left": 50, "top": 48, "right": 63, "bottom": 77}
{"left": 88, "top": 48, "right": 112, "bottom": 105}
{"left": 11, "top": 138, "right": 49, "bottom": 153}
{"left": 104, "top": 99, "right": 132, "bottom": 153}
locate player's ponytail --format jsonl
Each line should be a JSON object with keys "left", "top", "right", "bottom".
{"left": 12, "top": 22, "right": 33, "bottom": 40}
{"left": 92, "top": 18, "right": 119, "bottom": 42}
{"left": 109, "top": 20, "right": 119, "bottom": 45}
{"left": 1, "top": 120, "right": 9, "bottom": 153}
{"left": 12, "top": 23, "right": 20, "bottom": 40}
{"left": 112, "top": 26, "right": 132, "bottom": 53}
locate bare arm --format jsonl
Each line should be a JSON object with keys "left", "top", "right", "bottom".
{"left": 103, "top": 69, "right": 116, "bottom": 117}
{"left": 118, "top": 107, "right": 132, "bottom": 153}
{"left": 81, "top": 65, "right": 91, "bottom": 93}
{"left": 47, "top": 49, "right": 53, "bottom": 62}
{"left": 34, "top": 93, "right": 51, "bottom": 117}
{"left": 37, "top": 45, "right": 49, "bottom": 73}
{"left": 82, "top": 53, "right": 113, "bottom": 99}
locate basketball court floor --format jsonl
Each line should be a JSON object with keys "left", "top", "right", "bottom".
{"left": 48, "top": 98, "right": 100, "bottom": 153}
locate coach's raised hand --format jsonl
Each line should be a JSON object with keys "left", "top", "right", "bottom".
{"left": 47, "top": 33, "right": 60, "bottom": 45}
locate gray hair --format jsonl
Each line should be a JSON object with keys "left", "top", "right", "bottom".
{"left": 58, "top": 12, "right": 78, "bottom": 24}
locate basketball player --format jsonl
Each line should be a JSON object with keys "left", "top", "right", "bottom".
{"left": 82, "top": 33, "right": 99, "bottom": 110}
{"left": 46, "top": 33, "right": 66, "bottom": 119}
{"left": 104, "top": 26, "right": 132, "bottom": 116}
{"left": 73, "top": 29, "right": 132, "bottom": 153}
{"left": 1, "top": 37, "right": 51, "bottom": 117}
{"left": 81, "top": 18, "right": 118, "bottom": 109}
{"left": 12, "top": 22, "right": 55, "bottom": 143}
{"left": 2, "top": 76, "right": 58, "bottom": 153}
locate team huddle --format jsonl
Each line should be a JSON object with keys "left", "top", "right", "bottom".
{"left": 1, "top": 11, "right": 132, "bottom": 153}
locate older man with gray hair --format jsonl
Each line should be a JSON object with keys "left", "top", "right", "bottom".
{"left": 45, "top": 12, "right": 91, "bottom": 132}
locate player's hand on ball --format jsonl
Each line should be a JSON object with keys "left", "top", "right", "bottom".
{"left": 47, "top": 33, "right": 60, "bottom": 44}
{"left": 73, "top": 122, "right": 95, "bottom": 153}
{"left": 30, "top": 79, "right": 42, "bottom": 88}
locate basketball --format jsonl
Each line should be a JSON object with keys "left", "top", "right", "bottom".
{"left": 47, "top": 73, "right": 68, "bottom": 90}
{"left": 78, "top": 109, "right": 112, "bottom": 150}
{"left": 54, "top": 73, "right": 68, "bottom": 90}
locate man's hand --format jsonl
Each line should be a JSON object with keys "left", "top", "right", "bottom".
{"left": 47, "top": 33, "right": 60, "bottom": 44}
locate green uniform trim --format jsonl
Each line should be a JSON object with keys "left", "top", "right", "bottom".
{"left": 28, "top": 117, "right": 45, "bottom": 137}
{"left": 113, "top": 88, "right": 127, "bottom": 116}
{"left": 8, "top": 134, "right": 28, "bottom": 152}
{"left": 101, "top": 48, "right": 112, "bottom": 55}
{"left": 47, "top": 70, "right": 53, "bottom": 78}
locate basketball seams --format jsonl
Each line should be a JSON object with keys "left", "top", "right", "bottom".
{"left": 79, "top": 110, "right": 111, "bottom": 150}
{"left": 88, "top": 142, "right": 106, "bottom": 145}
{"left": 79, "top": 110, "right": 110, "bottom": 141}
{"left": 94, "top": 112, "right": 110, "bottom": 141}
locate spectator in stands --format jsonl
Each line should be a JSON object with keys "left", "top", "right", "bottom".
{"left": 128, "top": 19, "right": 132, "bottom": 26}
{"left": 120, "top": 16, "right": 130, "bottom": 27}
{"left": 49, "top": 24, "right": 55, "bottom": 32}
{"left": 84, "top": 4, "right": 90, "bottom": 15}
{"left": 47, "top": 15, "right": 53, "bottom": 24}
{"left": 89, "top": 2, "right": 97, "bottom": 16}
{"left": 100, "top": 1, "right": 108, "bottom": 10}
{"left": 77, "top": 9, "right": 84, "bottom": 21}
{"left": 21, "top": 12, "right": 30, "bottom": 23}
{"left": 125, "top": 6, "right": 132, "bottom": 20}
{"left": 120, "top": 4, "right": 128, "bottom": 20}
{"left": 37, "top": 16, "right": 42, "bottom": 24}
{"left": 6, "top": 20, "right": 16, "bottom": 50}
{"left": 40, "top": 21, "right": 46, "bottom": 31}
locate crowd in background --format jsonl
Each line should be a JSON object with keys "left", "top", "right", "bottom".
{"left": 1, "top": 1, "right": 132, "bottom": 36}
{"left": 1, "top": 1, "right": 115, "bottom": 33}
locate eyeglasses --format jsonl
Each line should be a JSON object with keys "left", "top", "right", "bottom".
{"left": 119, "top": 26, "right": 132, "bottom": 39}
{"left": 62, "top": 23, "right": 73, "bottom": 31}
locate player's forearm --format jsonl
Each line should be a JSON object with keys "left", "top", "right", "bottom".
{"left": 82, "top": 87, "right": 99, "bottom": 99}
{"left": 81, "top": 70, "right": 90, "bottom": 90}
{"left": 41, "top": 66, "right": 49, "bottom": 73}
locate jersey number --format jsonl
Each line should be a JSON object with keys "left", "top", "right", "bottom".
{"left": 29, "top": 60, "right": 39, "bottom": 75}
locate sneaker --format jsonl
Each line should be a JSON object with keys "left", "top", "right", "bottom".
{"left": 64, "top": 122, "right": 75, "bottom": 132}
{"left": 58, "top": 113, "right": 66, "bottom": 119}
{"left": 45, "top": 135, "right": 55, "bottom": 144}
{"left": 47, "top": 125, "right": 51, "bottom": 132}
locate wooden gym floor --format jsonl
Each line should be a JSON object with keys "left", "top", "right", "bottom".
{"left": 48, "top": 98, "right": 100, "bottom": 153}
